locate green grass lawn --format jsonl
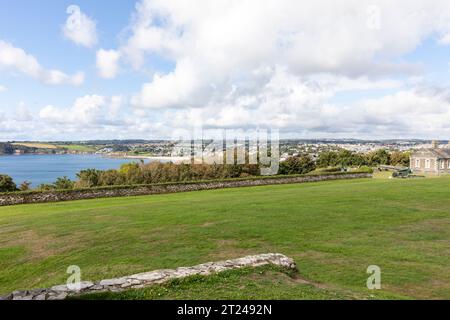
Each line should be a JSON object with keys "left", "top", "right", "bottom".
{"left": 0, "top": 177, "right": 449, "bottom": 299}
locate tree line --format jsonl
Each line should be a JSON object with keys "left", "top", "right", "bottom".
{"left": 316, "top": 149, "right": 410, "bottom": 168}
{"left": 0, "top": 149, "right": 410, "bottom": 192}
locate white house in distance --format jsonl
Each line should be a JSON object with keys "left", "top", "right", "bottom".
{"left": 410, "top": 140, "right": 450, "bottom": 175}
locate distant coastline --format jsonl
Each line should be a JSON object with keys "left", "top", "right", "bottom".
{"left": 120, "top": 155, "right": 191, "bottom": 164}
{"left": 0, "top": 152, "right": 191, "bottom": 164}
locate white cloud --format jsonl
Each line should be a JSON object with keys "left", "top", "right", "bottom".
{"left": 131, "top": 58, "right": 202, "bottom": 108}
{"left": 39, "top": 94, "right": 124, "bottom": 126}
{"left": 63, "top": 5, "right": 98, "bottom": 48}
{"left": 0, "top": 40, "right": 84, "bottom": 86}
{"left": 352, "top": 87, "right": 450, "bottom": 134}
{"left": 5, "top": 82, "right": 450, "bottom": 140}
{"left": 162, "top": 82, "right": 450, "bottom": 139}
{"left": 96, "top": 49, "right": 121, "bottom": 79}
{"left": 0, "top": 85, "right": 6, "bottom": 92}
{"left": 2, "top": 94, "right": 169, "bottom": 141}
{"left": 98, "top": 0, "right": 450, "bottom": 139}
{"left": 15, "top": 102, "right": 33, "bottom": 121}
{"left": 120, "top": 0, "right": 450, "bottom": 111}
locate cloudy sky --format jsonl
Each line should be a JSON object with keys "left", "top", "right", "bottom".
{"left": 2, "top": 0, "right": 450, "bottom": 140}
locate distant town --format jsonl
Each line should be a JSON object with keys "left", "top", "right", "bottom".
{"left": 0, "top": 139, "right": 438, "bottom": 160}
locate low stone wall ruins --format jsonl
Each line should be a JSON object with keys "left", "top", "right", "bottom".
{"left": 0, "top": 172, "right": 372, "bottom": 206}
{"left": 1, "top": 253, "right": 297, "bottom": 300}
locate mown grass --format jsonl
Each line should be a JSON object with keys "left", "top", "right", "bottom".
{"left": 372, "top": 171, "right": 393, "bottom": 179}
{"left": 0, "top": 177, "right": 449, "bottom": 299}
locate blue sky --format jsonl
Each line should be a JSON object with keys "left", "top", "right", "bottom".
{"left": 0, "top": 0, "right": 142, "bottom": 109}
{"left": 2, "top": 0, "right": 450, "bottom": 140}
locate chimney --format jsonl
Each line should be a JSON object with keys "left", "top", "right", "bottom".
{"left": 432, "top": 140, "right": 439, "bottom": 149}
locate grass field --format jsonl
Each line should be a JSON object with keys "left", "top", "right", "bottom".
{"left": 11, "top": 142, "right": 96, "bottom": 153}
{"left": 11, "top": 142, "right": 58, "bottom": 149}
{"left": 0, "top": 177, "right": 449, "bottom": 299}
{"left": 56, "top": 144, "right": 97, "bottom": 152}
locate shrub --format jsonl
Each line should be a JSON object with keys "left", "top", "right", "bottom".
{"left": 390, "top": 151, "right": 410, "bottom": 167}
{"left": 19, "top": 181, "right": 32, "bottom": 191}
{"left": 279, "top": 156, "right": 316, "bottom": 175}
{"left": 0, "top": 174, "right": 18, "bottom": 192}
{"left": 316, "top": 150, "right": 366, "bottom": 168}
{"left": 36, "top": 184, "right": 55, "bottom": 191}
{"left": 365, "top": 149, "right": 391, "bottom": 166}
{"left": 98, "top": 169, "right": 125, "bottom": 186}
{"left": 76, "top": 169, "right": 102, "bottom": 188}
{"left": 54, "top": 176, "right": 75, "bottom": 190}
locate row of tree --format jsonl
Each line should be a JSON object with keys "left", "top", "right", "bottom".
{"left": 279, "top": 149, "right": 409, "bottom": 176}
{"left": 316, "top": 149, "right": 410, "bottom": 168}
{"left": 73, "top": 162, "right": 260, "bottom": 189}
{"left": 0, "top": 149, "right": 411, "bottom": 192}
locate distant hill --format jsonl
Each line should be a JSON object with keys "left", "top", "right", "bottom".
{"left": 0, "top": 143, "right": 14, "bottom": 154}
{"left": 0, "top": 142, "right": 64, "bottom": 155}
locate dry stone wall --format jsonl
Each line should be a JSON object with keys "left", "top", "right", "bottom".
{"left": 0, "top": 172, "right": 372, "bottom": 206}
{"left": 1, "top": 253, "right": 297, "bottom": 300}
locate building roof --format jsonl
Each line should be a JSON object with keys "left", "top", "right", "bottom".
{"left": 412, "top": 147, "right": 450, "bottom": 159}
{"left": 433, "top": 148, "right": 450, "bottom": 158}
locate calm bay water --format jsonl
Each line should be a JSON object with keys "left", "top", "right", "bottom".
{"left": 0, "top": 154, "right": 148, "bottom": 187}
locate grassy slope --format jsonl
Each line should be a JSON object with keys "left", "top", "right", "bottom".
{"left": 56, "top": 145, "right": 96, "bottom": 152}
{"left": 11, "top": 142, "right": 57, "bottom": 149}
{"left": 0, "top": 177, "right": 449, "bottom": 299}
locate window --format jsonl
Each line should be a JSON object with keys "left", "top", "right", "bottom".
{"left": 441, "top": 161, "right": 445, "bottom": 169}
{"left": 448, "top": 161, "right": 450, "bottom": 169}
{"left": 425, "top": 159, "right": 431, "bottom": 169}
{"left": 415, "top": 159, "right": 420, "bottom": 168}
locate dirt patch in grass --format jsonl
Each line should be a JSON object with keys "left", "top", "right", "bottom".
{"left": 398, "top": 218, "right": 450, "bottom": 232}
{"left": 391, "top": 218, "right": 450, "bottom": 249}
{"left": 297, "top": 250, "right": 354, "bottom": 267}
{"left": 246, "top": 268, "right": 311, "bottom": 286}
{"left": 388, "top": 281, "right": 449, "bottom": 300}
{"left": 1, "top": 230, "right": 59, "bottom": 261}
{"left": 207, "top": 239, "right": 261, "bottom": 261}
{"left": 207, "top": 238, "right": 278, "bottom": 262}
{"left": 200, "top": 221, "right": 216, "bottom": 228}
{"left": 1, "top": 230, "right": 89, "bottom": 262}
